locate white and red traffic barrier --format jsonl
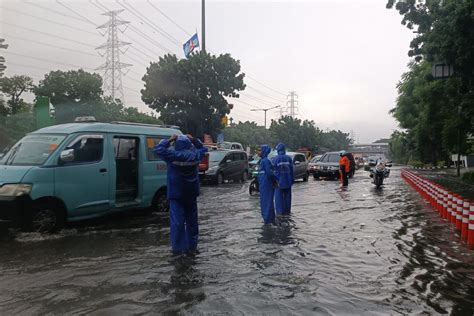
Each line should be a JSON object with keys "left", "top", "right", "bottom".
{"left": 468, "top": 202, "right": 474, "bottom": 247}
{"left": 401, "top": 169, "right": 473, "bottom": 250}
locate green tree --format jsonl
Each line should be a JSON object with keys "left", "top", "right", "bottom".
{"left": 0, "top": 75, "right": 34, "bottom": 115}
{"left": 388, "top": 0, "right": 474, "bottom": 173}
{"left": 35, "top": 69, "right": 161, "bottom": 125}
{"left": 34, "top": 69, "right": 103, "bottom": 105}
{"left": 223, "top": 121, "right": 275, "bottom": 149}
{"left": 318, "top": 129, "right": 353, "bottom": 152}
{"left": 141, "top": 52, "right": 246, "bottom": 138}
{"left": 269, "top": 116, "right": 321, "bottom": 151}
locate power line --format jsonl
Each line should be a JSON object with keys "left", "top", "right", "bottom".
{"left": 246, "top": 74, "right": 287, "bottom": 96}
{"left": 1, "top": 34, "right": 101, "bottom": 58}
{"left": 0, "top": 5, "right": 100, "bottom": 36}
{"left": 119, "top": 0, "right": 182, "bottom": 47}
{"left": 94, "top": 0, "right": 175, "bottom": 54}
{"left": 3, "top": 51, "right": 95, "bottom": 70}
{"left": 56, "top": 0, "right": 98, "bottom": 26}
{"left": 146, "top": 0, "right": 192, "bottom": 36}
{"left": 246, "top": 86, "right": 285, "bottom": 103}
{"left": 23, "top": 1, "right": 93, "bottom": 24}
{"left": 2, "top": 22, "right": 98, "bottom": 48}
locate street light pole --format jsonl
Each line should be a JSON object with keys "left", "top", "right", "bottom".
{"left": 202, "top": 0, "right": 206, "bottom": 52}
{"left": 250, "top": 105, "right": 280, "bottom": 128}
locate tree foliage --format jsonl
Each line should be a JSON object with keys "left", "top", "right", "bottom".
{"left": 223, "top": 116, "right": 353, "bottom": 153}
{"left": 0, "top": 75, "right": 34, "bottom": 115}
{"left": 388, "top": 0, "right": 474, "bottom": 165}
{"left": 269, "top": 116, "right": 320, "bottom": 150}
{"left": 34, "top": 69, "right": 103, "bottom": 105}
{"left": 35, "top": 69, "right": 161, "bottom": 125}
{"left": 223, "top": 121, "right": 275, "bottom": 149}
{"left": 141, "top": 52, "right": 245, "bottom": 138}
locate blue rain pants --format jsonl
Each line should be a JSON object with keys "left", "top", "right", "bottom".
{"left": 169, "top": 199, "right": 199, "bottom": 254}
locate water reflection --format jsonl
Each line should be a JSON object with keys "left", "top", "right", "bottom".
{"left": 160, "top": 255, "right": 205, "bottom": 313}
{"left": 258, "top": 216, "right": 296, "bottom": 245}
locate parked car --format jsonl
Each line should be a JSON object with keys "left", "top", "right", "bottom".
{"left": 286, "top": 152, "right": 309, "bottom": 182}
{"left": 312, "top": 151, "right": 342, "bottom": 180}
{"left": 308, "top": 155, "right": 322, "bottom": 175}
{"left": 217, "top": 142, "right": 244, "bottom": 151}
{"left": 0, "top": 121, "right": 182, "bottom": 233}
{"left": 200, "top": 150, "right": 249, "bottom": 184}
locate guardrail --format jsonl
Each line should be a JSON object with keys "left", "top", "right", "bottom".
{"left": 401, "top": 169, "right": 474, "bottom": 247}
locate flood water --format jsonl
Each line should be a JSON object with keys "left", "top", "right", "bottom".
{"left": 1, "top": 167, "right": 474, "bottom": 314}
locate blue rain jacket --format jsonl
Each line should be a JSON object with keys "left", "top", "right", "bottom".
{"left": 273, "top": 143, "right": 294, "bottom": 189}
{"left": 274, "top": 143, "right": 293, "bottom": 215}
{"left": 258, "top": 144, "right": 277, "bottom": 224}
{"left": 154, "top": 136, "right": 208, "bottom": 200}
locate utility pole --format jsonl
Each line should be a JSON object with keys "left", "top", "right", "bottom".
{"left": 0, "top": 38, "right": 8, "bottom": 77}
{"left": 250, "top": 105, "right": 280, "bottom": 129}
{"left": 96, "top": 10, "right": 131, "bottom": 102}
{"left": 287, "top": 91, "right": 299, "bottom": 117}
{"left": 202, "top": 0, "right": 206, "bottom": 52}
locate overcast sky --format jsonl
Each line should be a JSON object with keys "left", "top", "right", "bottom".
{"left": 0, "top": 0, "right": 414, "bottom": 143}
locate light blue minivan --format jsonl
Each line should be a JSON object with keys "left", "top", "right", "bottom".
{"left": 0, "top": 121, "right": 181, "bottom": 232}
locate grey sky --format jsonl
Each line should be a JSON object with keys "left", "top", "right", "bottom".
{"left": 1, "top": 0, "right": 413, "bottom": 142}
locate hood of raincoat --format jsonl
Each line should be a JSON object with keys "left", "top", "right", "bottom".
{"left": 260, "top": 144, "right": 271, "bottom": 158}
{"left": 276, "top": 143, "right": 286, "bottom": 155}
{"left": 175, "top": 135, "right": 193, "bottom": 151}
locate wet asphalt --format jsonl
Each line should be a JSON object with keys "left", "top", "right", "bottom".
{"left": 1, "top": 167, "right": 474, "bottom": 315}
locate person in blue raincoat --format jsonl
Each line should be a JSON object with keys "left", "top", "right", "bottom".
{"left": 258, "top": 144, "right": 278, "bottom": 224}
{"left": 154, "top": 134, "right": 208, "bottom": 254}
{"left": 273, "top": 143, "right": 294, "bottom": 215}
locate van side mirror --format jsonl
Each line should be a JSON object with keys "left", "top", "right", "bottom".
{"left": 59, "top": 149, "right": 75, "bottom": 164}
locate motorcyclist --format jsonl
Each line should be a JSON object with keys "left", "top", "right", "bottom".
{"left": 339, "top": 152, "right": 350, "bottom": 187}
{"left": 154, "top": 134, "right": 208, "bottom": 255}
{"left": 273, "top": 143, "right": 294, "bottom": 215}
{"left": 258, "top": 144, "right": 278, "bottom": 224}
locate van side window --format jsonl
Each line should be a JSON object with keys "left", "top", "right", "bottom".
{"left": 146, "top": 137, "right": 165, "bottom": 161}
{"left": 66, "top": 135, "right": 104, "bottom": 163}
{"left": 114, "top": 138, "right": 137, "bottom": 160}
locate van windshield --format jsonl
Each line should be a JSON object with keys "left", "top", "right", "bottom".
{"left": 2, "top": 134, "right": 66, "bottom": 166}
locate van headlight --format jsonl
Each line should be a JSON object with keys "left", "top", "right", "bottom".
{"left": 0, "top": 184, "right": 32, "bottom": 197}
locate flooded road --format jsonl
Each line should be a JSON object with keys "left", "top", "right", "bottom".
{"left": 1, "top": 167, "right": 474, "bottom": 314}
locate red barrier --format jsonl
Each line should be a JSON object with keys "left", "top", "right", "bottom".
{"left": 461, "top": 199, "right": 470, "bottom": 241}
{"left": 446, "top": 192, "right": 456, "bottom": 223}
{"left": 468, "top": 203, "right": 474, "bottom": 247}
{"left": 456, "top": 195, "right": 463, "bottom": 230}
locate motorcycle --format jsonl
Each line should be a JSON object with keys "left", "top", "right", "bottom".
{"left": 249, "top": 167, "right": 260, "bottom": 195}
{"left": 370, "top": 162, "right": 390, "bottom": 189}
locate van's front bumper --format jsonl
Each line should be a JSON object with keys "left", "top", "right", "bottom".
{"left": 0, "top": 195, "right": 32, "bottom": 224}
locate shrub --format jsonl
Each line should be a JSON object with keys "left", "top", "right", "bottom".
{"left": 462, "top": 172, "right": 474, "bottom": 185}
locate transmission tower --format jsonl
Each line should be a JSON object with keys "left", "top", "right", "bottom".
{"left": 0, "top": 38, "right": 8, "bottom": 77}
{"left": 96, "top": 10, "right": 131, "bottom": 102}
{"left": 287, "top": 91, "right": 299, "bottom": 117}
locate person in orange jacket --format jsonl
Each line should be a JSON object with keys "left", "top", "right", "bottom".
{"left": 339, "top": 152, "right": 350, "bottom": 186}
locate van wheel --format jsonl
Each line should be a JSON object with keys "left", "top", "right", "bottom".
{"left": 217, "top": 172, "right": 224, "bottom": 185}
{"left": 153, "top": 191, "right": 169, "bottom": 213}
{"left": 30, "top": 203, "right": 65, "bottom": 233}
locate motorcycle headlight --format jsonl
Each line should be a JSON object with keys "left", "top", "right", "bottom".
{"left": 0, "top": 184, "right": 32, "bottom": 197}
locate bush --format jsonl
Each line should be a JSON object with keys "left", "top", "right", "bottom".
{"left": 462, "top": 172, "right": 474, "bottom": 185}
{"left": 437, "top": 161, "right": 446, "bottom": 168}
{"left": 408, "top": 160, "right": 424, "bottom": 168}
